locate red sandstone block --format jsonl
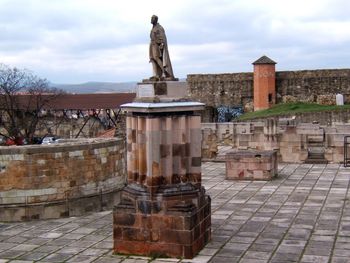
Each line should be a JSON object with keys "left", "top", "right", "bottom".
{"left": 183, "top": 215, "right": 195, "bottom": 230}
{"left": 137, "top": 117, "right": 146, "bottom": 131}
{"left": 253, "top": 170, "right": 263, "bottom": 177}
{"left": 150, "top": 230, "right": 160, "bottom": 242}
{"left": 148, "top": 242, "right": 183, "bottom": 258}
{"left": 165, "top": 117, "right": 172, "bottom": 130}
{"left": 123, "top": 227, "right": 152, "bottom": 242}
{"left": 184, "top": 245, "right": 194, "bottom": 259}
{"left": 113, "top": 188, "right": 211, "bottom": 258}
{"left": 178, "top": 116, "right": 186, "bottom": 130}
{"left": 192, "top": 235, "right": 205, "bottom": 254}
{"left": 114, "top": 240, "right": 185, "bottom": 258}
{"left": 113, "top": 227, "right": 122, "bottom": 240}
{"left": 200, "top": 220, "right": 208, "bottom": 236}
{"left": 114, "top": 240, "right": 150, "bottom": 256}
{"left": 114, "top": 213, "right": 136, "bottom": 227}
{"left": 151, "top": 215, "right": 172, "bottom": 229}
{"left": 153, "top": 215, "right": 185, "bottom": 230}
{"left": 247, "top": 162, "right": 262, "bottom": 170}
{"left": 122, "top": 213, "right": 150, "bottom": 229}
{"left": 193, "top": 225, "right": 200, "bottom": 239}
{"left": 229, "top": 160, "right": 246, "bottom": 169}
{"left": 204, "top": 219, "right": 211, "bottom": 237}
{"left": 160, "top": 229, "right": 192, "bottom": 245}
{"left": 147, "top": 118, "right": 161, "bottom": 131}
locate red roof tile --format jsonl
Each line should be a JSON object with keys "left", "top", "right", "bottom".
{"left": 0, "top": 93, "right": 136, "bottom": 110}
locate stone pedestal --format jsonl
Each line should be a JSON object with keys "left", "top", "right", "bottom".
{"left": 113, "top": 91, "right": 211, "bottom": 259}
{"left": 226, "top": 149, "right": 278, "bottom": 180}
{"left": 136, "top": 80, "right": 188, "bottom": 101}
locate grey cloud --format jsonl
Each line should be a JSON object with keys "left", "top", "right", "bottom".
{"left": 0, "top": 0, "right": 349, "bottom": 83}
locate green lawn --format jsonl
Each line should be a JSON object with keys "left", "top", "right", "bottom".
{"left": 237, "top": 102, "right": 350, "bottom": 120}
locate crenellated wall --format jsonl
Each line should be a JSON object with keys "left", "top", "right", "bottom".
{"left": 276, "top": 69, "right": 350, "bottom": 100}
{"left": 187, "top": 73, "right": 253, "bottom": 108}
{"left": 187, "top": 69, "right": 350, "bottom": 116}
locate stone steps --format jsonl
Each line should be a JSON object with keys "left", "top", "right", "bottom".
{"left": 305, "top": 152, "right": 328, "bottom": 164}
{"left": 305, "top": 158, "right": 328, "bottom": 164}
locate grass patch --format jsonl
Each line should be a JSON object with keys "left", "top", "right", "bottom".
{"left": 237, "top": 102, "right": 350, "bottom": 120}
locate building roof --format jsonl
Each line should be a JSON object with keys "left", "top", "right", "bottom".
{"left": 49, "top": 93, "right": 136, "bottom": 110}
{"left": 252, "top": 55, "right": 277, "bottom": 65}
{"left": 0, "top": 93, "right": 136, "bottom": 110}
{"left": 97, "top": 128, "right": 116, "bottom": 138}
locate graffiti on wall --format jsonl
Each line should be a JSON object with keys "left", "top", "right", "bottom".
{"left": 217, "top": 106, "right": 243, "bottom": 122}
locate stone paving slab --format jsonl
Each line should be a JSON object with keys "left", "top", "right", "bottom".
{"left": 1, "top": 162, "right": 350, "bottom": 262}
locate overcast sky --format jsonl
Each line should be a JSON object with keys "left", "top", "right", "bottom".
{"left": 0, "top": 0, "right": 349, "bottom": 84}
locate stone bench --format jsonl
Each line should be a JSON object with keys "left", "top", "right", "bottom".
{"left": 225, "top": 149, "right": 278, "bottom": 180}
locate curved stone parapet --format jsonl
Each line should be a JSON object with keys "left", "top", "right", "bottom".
{"left": 0, "top": 138, "right": 126, "bottom": 221}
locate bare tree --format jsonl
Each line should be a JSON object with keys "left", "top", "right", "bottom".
{"left": 0, "top": 63, "right": 64, "bottom": 144}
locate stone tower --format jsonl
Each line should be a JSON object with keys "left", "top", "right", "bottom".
{"left": 253, "top": 55, "right": 277, "bottom": 111}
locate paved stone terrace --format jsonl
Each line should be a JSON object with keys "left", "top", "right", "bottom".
{"left": 1, "top": 162, "right": 350, "bottom": 263}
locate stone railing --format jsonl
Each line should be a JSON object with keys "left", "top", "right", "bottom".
{"left": 0, "top": 138, "right": 126, "bottom": 221}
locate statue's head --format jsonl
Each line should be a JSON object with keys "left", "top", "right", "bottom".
{"left": 151, "top": 15, "right": 158, "bottom": 25}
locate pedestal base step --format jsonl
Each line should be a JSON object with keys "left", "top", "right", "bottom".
{"left": 113, "top": 187, "right": 211, "bottom": 259}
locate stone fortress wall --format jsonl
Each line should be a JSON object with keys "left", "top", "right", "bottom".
{"left": 0, "top": 138, "right": 126, "bottom": 221}
{"left": 187, "top": 69, "right": 350, "bottom": 119}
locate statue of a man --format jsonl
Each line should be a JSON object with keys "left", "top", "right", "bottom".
{"left": 149, "top": 15, "right": 175, "bottom": 81}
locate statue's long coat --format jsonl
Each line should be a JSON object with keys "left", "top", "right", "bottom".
{"left": 149, "top": 23, "right": 174, "bottom": 78}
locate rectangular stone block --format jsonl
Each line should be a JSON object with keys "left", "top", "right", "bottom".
{"left": 136, "top": 81, "right": 188, "bottom": 99}
{"left": 113, "top": 187, "right": 211, "bottom": 259}
{"left": 225, "top": 149, "right": 278, "bottom": 181}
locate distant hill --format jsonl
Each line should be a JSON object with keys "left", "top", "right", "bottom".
{"left": 51, "top": 81, "right": 137, "bottom": 94}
